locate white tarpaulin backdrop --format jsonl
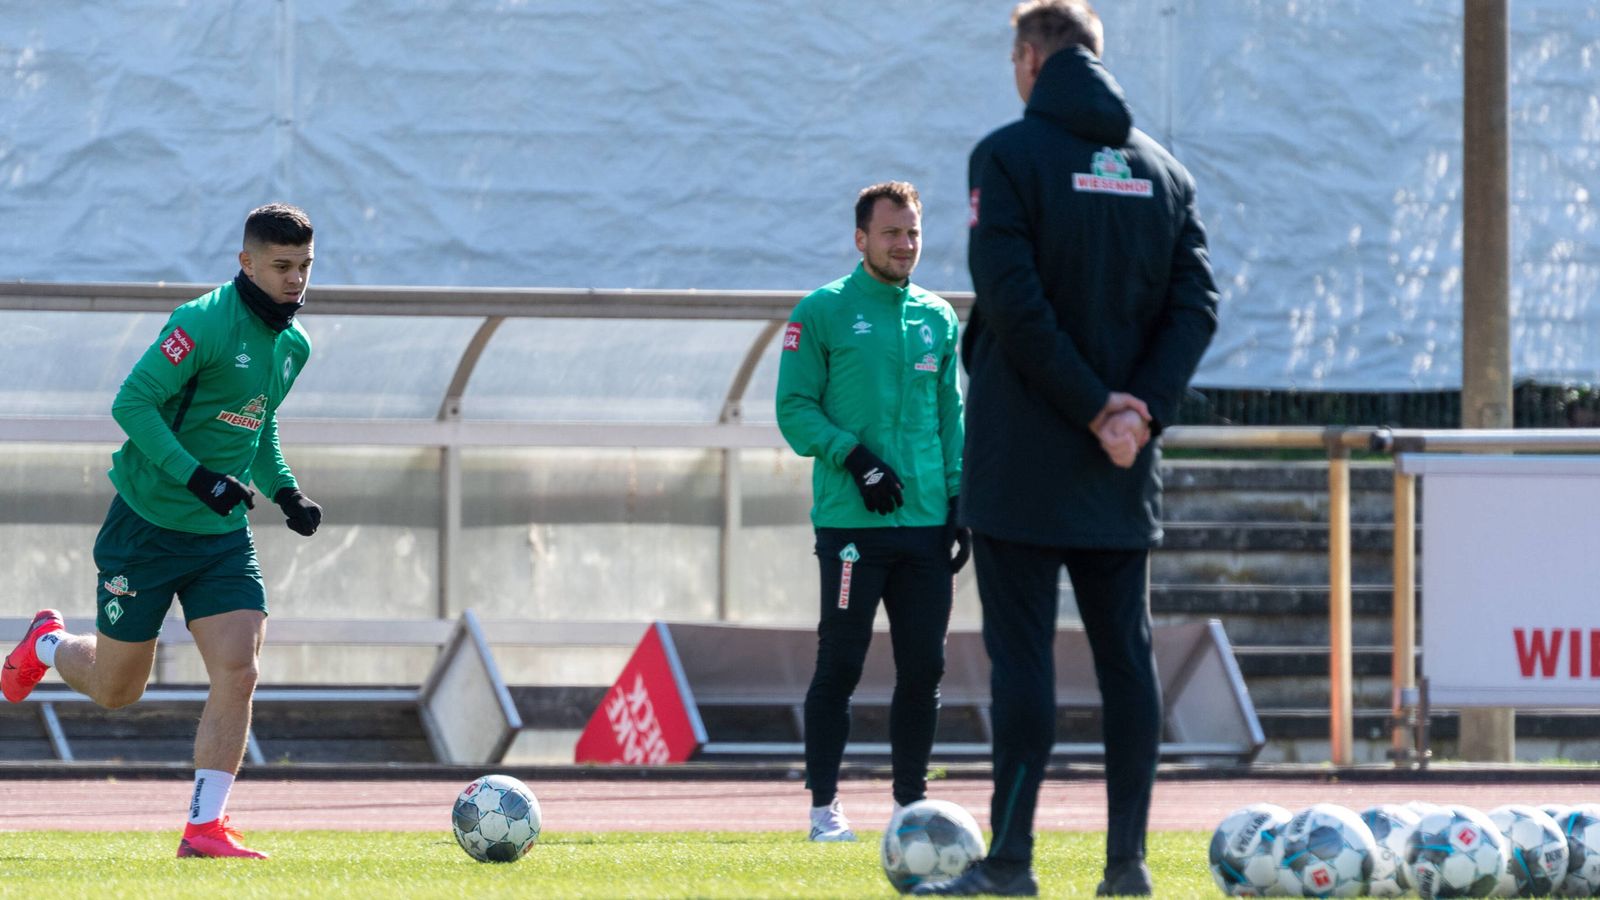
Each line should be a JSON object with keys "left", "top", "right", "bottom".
{"left": 4, "top": 1, "right": 1599, "bottom": 390}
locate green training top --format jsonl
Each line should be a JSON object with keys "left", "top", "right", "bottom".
{"left": 776, "top": 263, "right": 964, "bottom": 529}
{"left": 108, "top": 280, "right": 312, "bottom": 534}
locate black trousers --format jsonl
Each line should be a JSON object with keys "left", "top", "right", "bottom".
{"left": 804, "top": 526, "right": 952, "bottom": 808}
{"left": 973, "top": 533, "right": 1159, "bottom": 867}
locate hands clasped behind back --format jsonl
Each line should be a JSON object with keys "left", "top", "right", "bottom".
{"left": 1089, "top": 392, "right": 1152, "bottom": 469}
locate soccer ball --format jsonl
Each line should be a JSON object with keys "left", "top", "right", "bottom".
{"left": 451, "top": 774, "right": 541, "bottom": 863}
{"left": 881, "top": 799, "right": 986, "bottom": 894}
{"left": 1361, "top": 803, "right": 1421, "bottom": 896}
{"left": 1541, "top": 804, "right": 1572, "bottom": 827}
{"left": 1272, "top": 803, "right": 1377, "bottom": 897}
{"left": 1406, "top": 804, "right": 1508, "bottom": 898}
{"left": 1209, "top": 802, "right": 1294, "bottom": 896}
{"left": 1408, "top": 801, "right": 1449, "bottom": 820}
{"left": 1551, "top": 803, "right": 1600, "bottom": 896}
{"left": 1489, "top": 804, "right": 1568, "bottom": 897}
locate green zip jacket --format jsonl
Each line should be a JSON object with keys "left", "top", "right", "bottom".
{"left": 108, "top": 280, "right": 312, "bottom": 534}
{"left": 776, "top": 263, "right": 964, "bottom": 529}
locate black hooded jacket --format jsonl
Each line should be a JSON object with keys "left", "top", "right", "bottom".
{"left": 961, "top": 47, "right": 1219, "bottom": 549}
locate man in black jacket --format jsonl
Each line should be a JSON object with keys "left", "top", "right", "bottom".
{"left": 915, "top": 2, "right": 1218, "bottom": 897}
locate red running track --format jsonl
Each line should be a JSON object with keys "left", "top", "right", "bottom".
{"left": 2, "top": 777, "right": 1598, "bottom": 833}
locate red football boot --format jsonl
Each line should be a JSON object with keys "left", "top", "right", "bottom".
{"left": 176, "top": 817, "right": 269, "bottom": 859}
{"left": 2, "top": 609, "right": 63, "bottom": 703}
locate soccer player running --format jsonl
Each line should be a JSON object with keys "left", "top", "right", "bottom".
{"left": 914, "top": 2, "right": 1217, "bottom": 897}
{"left": 2, "top": 203, "right": 324, "bottom": 859}
{"left": 776, "top": 181, "right": 968, "bottom": 843}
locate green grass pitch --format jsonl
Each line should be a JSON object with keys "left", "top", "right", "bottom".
{"left": 0, "top": 830, "right": 1214, "bottom": 898}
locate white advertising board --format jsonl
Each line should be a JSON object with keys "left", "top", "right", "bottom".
{"left": 1401, "top": 454, "right": 1600, "bottom": 707}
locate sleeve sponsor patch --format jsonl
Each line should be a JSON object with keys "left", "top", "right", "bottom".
{"left": 782, "top": 321, "right": 803, "bottom": 351}
{"left": 160, "top": 327, "right": 195, "bottom": 365}
{"left": 968, "top": 188, "right": 980, "bottom": 227}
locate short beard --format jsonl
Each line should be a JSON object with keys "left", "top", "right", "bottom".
{"left": 864, "top": 255, "right": 911, "bottom": 285}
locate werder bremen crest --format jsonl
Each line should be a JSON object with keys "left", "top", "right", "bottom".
{"left": 1091, "top": 148, "right": 1132, "bottom": 179}
{"left": 102, "top": 574, "right": 136, "bottom": 624}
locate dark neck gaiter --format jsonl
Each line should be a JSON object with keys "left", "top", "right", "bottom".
{"left": 234, "top": 270, "right": 303, "bottom": 333}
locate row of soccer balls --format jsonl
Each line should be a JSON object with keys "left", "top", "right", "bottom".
{"left": 1211, "top": 801, "right": 1600, "bottom": 898}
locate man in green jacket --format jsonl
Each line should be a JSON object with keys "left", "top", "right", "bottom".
{"left": 776, "top": 181, "right": 968, "bottom": 842}
{"left": 3, "top": 203, "right": 324, "bottom": 859}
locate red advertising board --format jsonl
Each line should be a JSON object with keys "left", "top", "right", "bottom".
{"left": 574, "top": 622, "right": 704, "bottom": 764}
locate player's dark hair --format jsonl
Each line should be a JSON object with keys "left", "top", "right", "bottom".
{"left": 1012, "top": 0, "right": 1103, "bottom": 59}
{"left": 243, "top": 203, "right": 314, "bottom": 248}
{"left": 854, "top": 182, "right": 922, "bottom": 232}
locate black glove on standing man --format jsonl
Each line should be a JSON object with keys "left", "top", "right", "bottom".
{"left": 186, "top": 465, "right": 255, "bottom": 517}
{"left": 842, "top": 445, "right": 904, "bottom": 515}
{"left": 274, "top": 487, "right": 323, "bottom": 537}
{"left": 946, "top": 496, "right": 972, "bottom": 572}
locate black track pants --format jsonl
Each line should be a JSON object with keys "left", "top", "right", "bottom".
{"left": 973, "top": 533, "right": 1159, "bottom": 866}
{"left": 804, "top": 526, "right": 952, "bottom": 808}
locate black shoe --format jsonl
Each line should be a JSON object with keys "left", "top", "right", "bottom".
{"left": 911, "top": 861, "right": 1038, "bottom": 896}
{"left": 1095, "top": 860, "right": 1153, "bottom": 897}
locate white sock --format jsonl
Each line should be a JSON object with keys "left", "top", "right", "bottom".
{"left": 188, "top": 769, "right": 235, "bottom": 825}
{"left": 35, "top": 632, "right": 61, "bottom": 668}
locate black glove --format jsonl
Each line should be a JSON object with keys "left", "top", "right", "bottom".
{"left": 274, "top": 487, "right": 323, "bottom": 537}
{"left": 186, "top": 465, "right": 255, "bottom": 517}
{"left": 946, "top": 496, "right": 972, "bottom": 573}
{"left": 842, "top": 445, "right": 904, "bottom": 515}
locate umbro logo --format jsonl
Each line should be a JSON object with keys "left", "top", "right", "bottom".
{"left": 863, "top": 467, "right": 884, "bottom": 486}
{"left": 235, "top": 353, "right": 251, "bottom": 368}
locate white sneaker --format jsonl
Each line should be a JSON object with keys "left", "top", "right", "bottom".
{"left": 809, "top": 799, "right": 856, "bottom": 842}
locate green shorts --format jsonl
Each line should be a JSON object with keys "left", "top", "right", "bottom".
{"left": 92, "top": 494, "right": 267, "bottom": 642}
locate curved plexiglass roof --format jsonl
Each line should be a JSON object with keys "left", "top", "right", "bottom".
{"left": 0, "top": 282, "right": 968, "bottom": 431}
{"left": 464, "top": 319, "right": 774, "bottom": 423}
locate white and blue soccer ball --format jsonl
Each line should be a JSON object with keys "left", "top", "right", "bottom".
{"left": 1209, "top": 802, "right": 1295, "bottom": 896}
{"left": 1409, "top": 801, "right": 1450, "bottom": 821}
{"left": 451, "top": 774, "right": 542, "bottom": 863}
{"left": 1272, "top": 803, "right": 1377, "bottom": 897}
{"left": 1551, "top": 803, "right": 1600, "bottom": 897}
{"left": 1406, "top": 804, "right": 1508, "bottom": 898}
{"left": 881, "top": 799, "right": 986, "bottom": 894}
{"left": 1362, "top": 803, "right": 1421, "bottom": 897}
{"left": 1489, "top": 804, "right": 1568, "bottom": 898}
{"left": 1541, "top": 804, "right": 1573, "bottom": 829}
